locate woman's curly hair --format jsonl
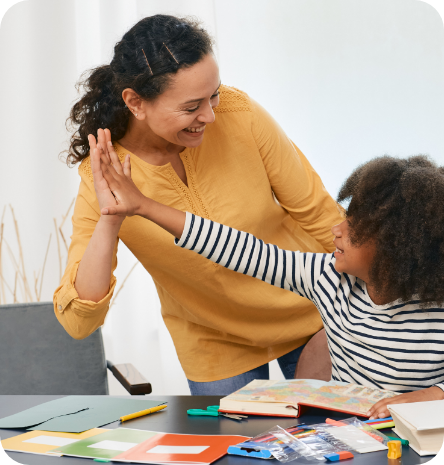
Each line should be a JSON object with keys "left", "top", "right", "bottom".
{"left": 337, "top": 155, "right": 444, "bottom": 307}
{"left": 63, "top": 15, "right": 213, "bottom": 166}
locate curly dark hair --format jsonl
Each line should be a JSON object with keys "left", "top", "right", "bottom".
{"left": 64, "top": 15, "right": 214, "bottom": 166}
{"left": 337, "top": 155, "right": 444, "bottom": 307}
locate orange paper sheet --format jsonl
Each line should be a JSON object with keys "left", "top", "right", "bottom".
{"left": 114, "top": 432, "right": 249, "bottom": 464}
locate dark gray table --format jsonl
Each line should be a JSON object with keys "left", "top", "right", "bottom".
{"left": 0, "top": 396, "right": 431, "bottom": 464}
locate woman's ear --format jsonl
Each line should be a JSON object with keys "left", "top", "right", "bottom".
{"left": 122, "top": 88, "right": 145, "bottom": 119}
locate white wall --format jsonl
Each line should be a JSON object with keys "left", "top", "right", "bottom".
{"left": 215, "top": 0, "right": 444, "bottom": 196}
{"left": 0, "top": 0, "right": 443, "bottom": 395}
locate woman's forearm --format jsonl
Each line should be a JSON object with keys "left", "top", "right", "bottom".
{"left": 75, "top": 197, "right": 184, "bottom": 304}
{"left": 75, "top": 218, "right": 121, "bottom": 302}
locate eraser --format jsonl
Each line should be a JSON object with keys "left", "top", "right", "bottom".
{"left": 324, "top": 453, "right": 340, "bottom": 462}
{"left": 324, "top": 451, "right": 354, "bottom": 461}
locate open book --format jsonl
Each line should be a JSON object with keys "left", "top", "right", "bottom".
{"left": 219, "top": 380, "right": 397, "bottom": 418}
{"left": 389, "top": 400, "right": 444, "bottom": 456}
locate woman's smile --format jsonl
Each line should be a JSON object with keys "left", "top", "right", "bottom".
{"left": 182, "top": 125, "right": 206, "bottom": 137}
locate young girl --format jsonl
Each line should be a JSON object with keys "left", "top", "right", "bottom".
{"left": 96, "top": 143, "right": 444, "bottom": 419}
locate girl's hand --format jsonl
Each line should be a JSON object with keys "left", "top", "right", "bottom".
{"left": 367, "top": 386, "right": 444, "bottom": 419}
{"left": 88, "top": 129, "right": 122, "bottom": 226}
{"left": 98, "top": 140, "right": 146, "bottom": 217}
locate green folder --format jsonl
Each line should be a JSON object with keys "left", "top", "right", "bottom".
{"left": 50, "top": 428, "right": 158, "bottom": 459}
{"left": 0, "top": 396, "right": 165, "bottom": 433}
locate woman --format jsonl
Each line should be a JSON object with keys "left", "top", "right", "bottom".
{"left": 54, "top": 14, "right": 343, "bottom": 395}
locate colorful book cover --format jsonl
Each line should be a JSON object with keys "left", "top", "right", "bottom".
{"left": 1, "top": 428, "right": 106, "bottom": 456}
{"left": 51, "top": 428, "right": 158, "bottom": 460}
{"left": 113, "top": 432, "right": 250, "bottom": 464}
{"left": 223, "top": 379, "right": 397, "bottom": 416}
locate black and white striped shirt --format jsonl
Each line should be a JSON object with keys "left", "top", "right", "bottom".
{"left": 176, "top": 213, "right": 444, "bottom": 393}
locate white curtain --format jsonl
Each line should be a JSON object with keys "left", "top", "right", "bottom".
{"left": 0, "top": 0, "right": 443, "bottom": 395}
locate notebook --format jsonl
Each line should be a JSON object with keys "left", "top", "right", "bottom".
{"left": 219, "top": 379, "right": 397, "bottom": 418}
{"left": 388, "top": 400, "right": 444, "bottom": 456}
{"left": 1, "top": 429, "right": 106, "bottom": 457}
{"left": 50, "top": 428, "right": 249, "bottom": 464}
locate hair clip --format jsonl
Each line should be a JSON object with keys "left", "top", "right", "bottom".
{"left": 162, "top": 42, "right": 179, "bottom": 64}
{"left": 141, "top": 48, "right": 153, "bottom": 74}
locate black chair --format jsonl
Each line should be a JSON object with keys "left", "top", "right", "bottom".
{"left": 0, "top": 302, "right": 151, "bottom": 395}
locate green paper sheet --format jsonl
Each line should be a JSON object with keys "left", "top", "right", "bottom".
{"left": 51, "top": 428, "right": 158, "bottom": 459}
{"left": 0, "top": 396, "right": 166, "bottom": 433}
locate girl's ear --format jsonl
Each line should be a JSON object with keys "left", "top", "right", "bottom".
{"left": 122, "top": 88, "right": 144, "bottom": 119}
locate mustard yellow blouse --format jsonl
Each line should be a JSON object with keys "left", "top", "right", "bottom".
{"left": 53, "top": 85, "right": 343, "bottom": 382}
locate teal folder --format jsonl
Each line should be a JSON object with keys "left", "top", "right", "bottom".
{"left": 0, "top": 396, "right": 165, "bottom": 433}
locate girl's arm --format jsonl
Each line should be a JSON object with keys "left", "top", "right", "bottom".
{"left": 99, "top": 144, "right": 330, "bottom": 301}
{"left": 367, "top": 386, "right": 444, "bottom": 420}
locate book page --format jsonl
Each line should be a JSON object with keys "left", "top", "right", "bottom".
{"left": 227, "top": 380, "right": 397, "bottom": 415}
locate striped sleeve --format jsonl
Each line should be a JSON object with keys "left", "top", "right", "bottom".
{"left": 175, "top": 213, "right": 330, "bottom": 300}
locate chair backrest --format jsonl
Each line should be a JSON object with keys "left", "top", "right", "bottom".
{"left": 0, "top": 302, "right": 108, "bottom": 395}
{"left": 294, "top": 328, "right": 332, "bottom": 381}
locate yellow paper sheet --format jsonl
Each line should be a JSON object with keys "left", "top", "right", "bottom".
{"left": 1, "top": 428, "right": 107, "bottom": 456}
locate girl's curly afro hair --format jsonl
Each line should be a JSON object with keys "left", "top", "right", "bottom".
{"left": 337, "top": 155, "right": 444, "bottom": 307}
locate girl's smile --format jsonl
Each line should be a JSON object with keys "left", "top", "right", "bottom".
{"left": 334, "top": 244, "right": 344, "bottom": 256}
{"left": 331, "top": 220, "right": 375, "bottom": 283}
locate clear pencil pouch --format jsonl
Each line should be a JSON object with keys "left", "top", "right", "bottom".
{"left": 228, "top": 418, "right": 388, "bottom": 462}
{"left": 309, "top": 417, "right": 390, "bottom": 454}
{"left": 227, "top": 425, "right": 319, "bottom": 462}
{"left": 227, "top": 424, "right": 359, "bottom": 462}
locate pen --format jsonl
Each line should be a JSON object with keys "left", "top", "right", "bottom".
{"left": 326, "top": 418, "right": 347, "bottom": 427}
{"left": 363, "top": 417, "right": 393, "bottom": 423}
{"left": 255, "top": 424, "right": 306, "bottom": 443}
{"left": 368, "top": 421, "right": 395, "bottom": 430}
{"left": 385, "top": 435, "right": 409, "bottom": 446}
{"left": 120, "top": 404, "right": 167, "bottom": 422}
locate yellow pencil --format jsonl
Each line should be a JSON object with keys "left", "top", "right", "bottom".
{"left": 120, "top": 404, "right": 167, "bottom": 422}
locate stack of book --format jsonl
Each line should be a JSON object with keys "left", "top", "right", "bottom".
{"left": 389, "top": 400, "right": 444, "bottom": 456}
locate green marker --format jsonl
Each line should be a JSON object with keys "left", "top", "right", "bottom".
{"left": 386, "top": 435, "right": 409, "bottom": 446}
{"left": 93, "top": 459, "right": 111, "bottom": 463}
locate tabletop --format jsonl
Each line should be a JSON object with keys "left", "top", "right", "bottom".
{"left": 0, "top": 395, "right": 432, "bottom": 465}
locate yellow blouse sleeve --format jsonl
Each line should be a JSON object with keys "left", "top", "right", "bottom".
{"left": 53, "top": 176, "right": 118, "bottom": 340}
{"left": 250, "top": 99, "right": 343, "bottom": 252}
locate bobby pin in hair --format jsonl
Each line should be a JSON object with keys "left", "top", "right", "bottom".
{"left": 141, "top": 48, "right": 153, "bottom": 74}
{"left": 163, "top": 42, "right": 179, "bottom": 64}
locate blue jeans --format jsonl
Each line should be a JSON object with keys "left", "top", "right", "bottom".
{"left": 187, "top": 344, "right": 305, "bottom": 395}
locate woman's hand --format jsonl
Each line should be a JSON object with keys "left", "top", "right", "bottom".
{"left": 98, "top": 139, "right": 147, "bottom": 218}
{"left": 367, "top": 386, "right": 444, "bottom": 419}
{"left": 89, "top": 129, "right": 122, "bottom": 226}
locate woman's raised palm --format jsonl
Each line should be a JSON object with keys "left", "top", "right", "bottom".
{"left": 88, "top": 129, "right": 121, "bottom": 225}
